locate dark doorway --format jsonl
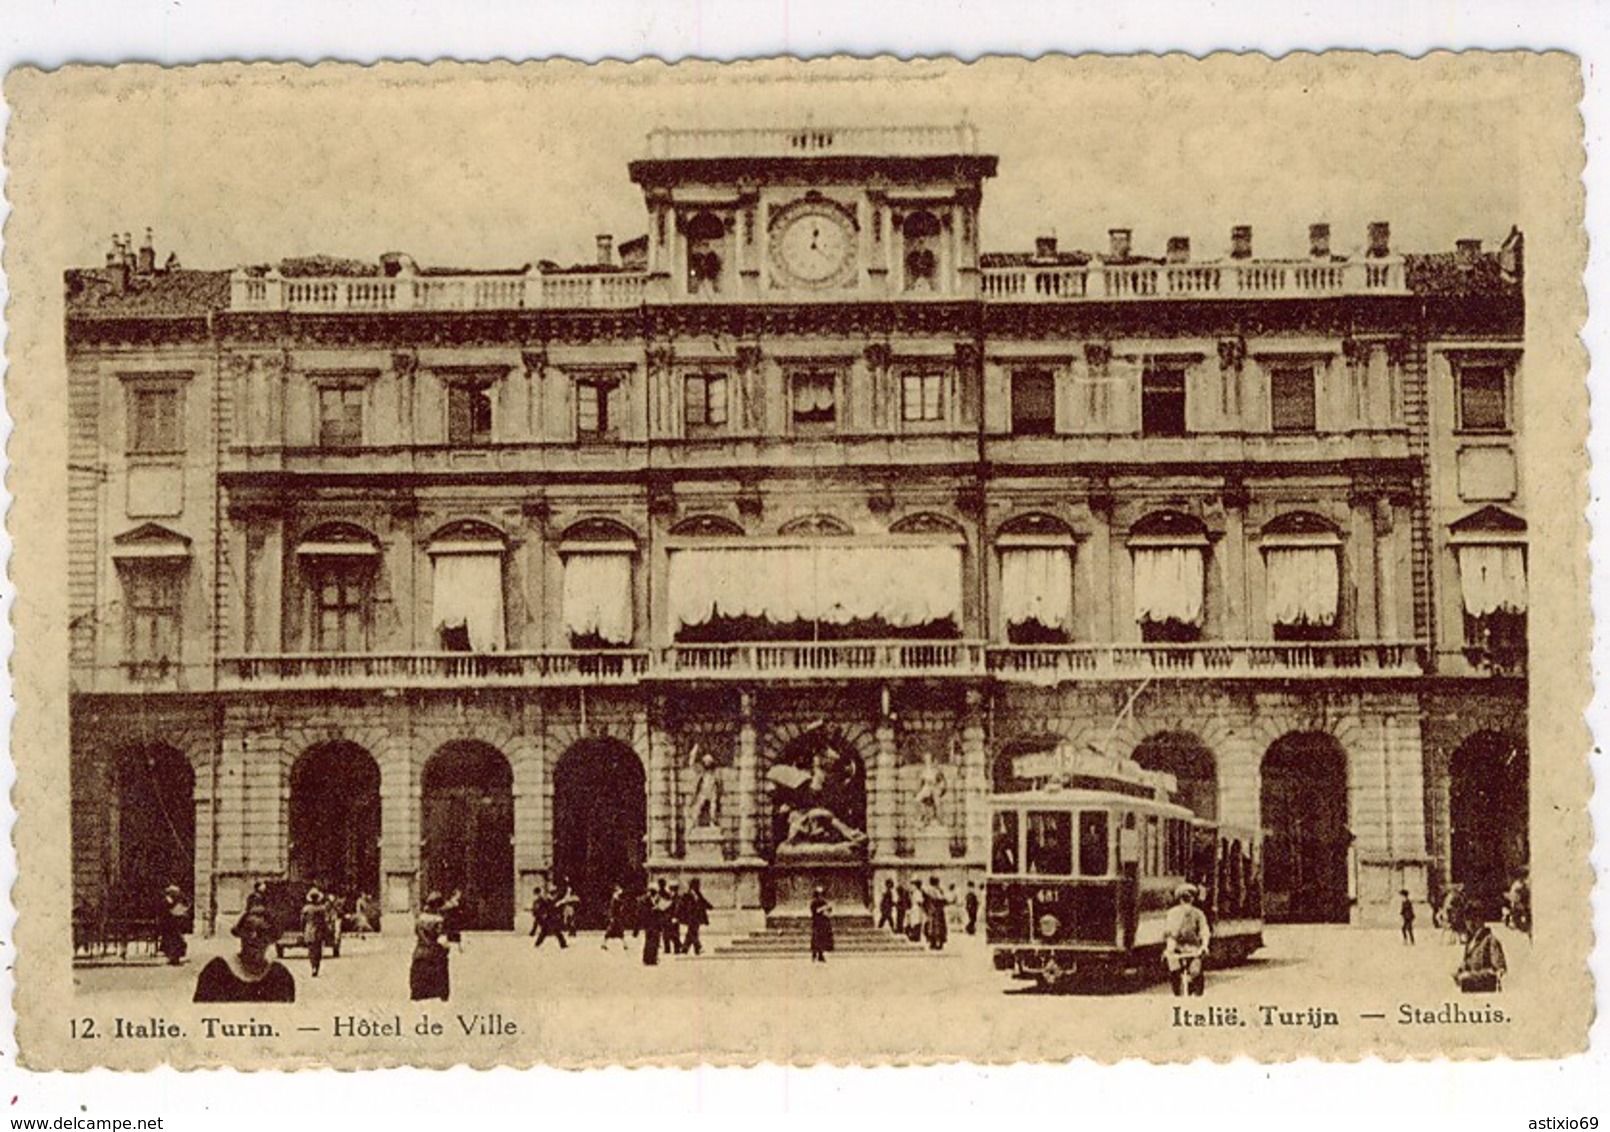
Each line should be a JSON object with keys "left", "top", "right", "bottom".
{"left": 1133, "top": 731, "right": 1218, "bottom": 820}
{"left": 1449, "top": 731, "right": 1528, "bottom": 922}
{"left": 552, "top": 739, "right": 647, "bottom": 929}
{"left": 289, "top": 742, "right": 381, "bottom": 913}
{"left": 112, "top": 744, "right": 195, "bottom": 928}
{"left": 1260, "top": 732, "right": 1351, "bottom": 923}
{"left": 422, "top": 742, "right": 514, "bottom": 930}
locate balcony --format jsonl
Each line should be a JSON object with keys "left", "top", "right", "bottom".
{"left": 230, "top": 270, "right": 646, "bottom": 314}
{"left": 988, "top": 640, "right": 1425, "bottom": 683}
{"left": 655, "top": 640, "right": 988, "bottom": 681}
{"left": 979, "top": 258, "right": 1407, "bottom": 302}
{"left": 218, "top": 650, "right": 648, "bottom": 691}
{"left": 644, "top": 123, "right": 979, "bottom": 159}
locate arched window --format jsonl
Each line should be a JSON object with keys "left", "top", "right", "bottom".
{"left": 295, "top": 522, "right": 380, "bottom": 653}
{"left": 901, "top": 210, "right": 942, "bottom": 292}
{"left": 559, "top": 519, "right": 637, "bottom": 648}
{"left": 684, "top": 211, "right": 727, "bottom": 295}
{"left": 1449, "top": 506, "right": 1527, "bottom": 671}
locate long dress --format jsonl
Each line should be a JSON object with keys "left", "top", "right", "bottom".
{"left": 925, "top": 887, "right": 949, "bottom": 950}
{"left": 409, "top": 911, "right": 451, "bottom": 1001}
{"left": 193, "top": 956, "right": 296, "bottom": 1003}
{"left": 810, "top": 896, "right": 835, "bottom": 960}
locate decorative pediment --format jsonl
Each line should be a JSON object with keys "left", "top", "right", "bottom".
{"left": 670, "top": 514, "right": 745, "bottom": 538}
{"left": 111, "top": 523, "right": 192, "bottom": 559}
{"left": 1450, "top": 505, "right": 1527, "bottom": 535}
{"left": 778, "top": 513, "right": 852, "bottom": 537}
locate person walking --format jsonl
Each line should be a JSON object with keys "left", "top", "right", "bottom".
{"left": 924, "top": 877, "right": 949, "bottom": 951}
{"left": 906, "top": 882, "right": 926, "bottom": 943}
{"left": 442, "top": 889, "right": 465, "bottom": 952}
{"left": 810, "top": 886, "right": 834, "bottom": 963}
{"left": 1399, "top": 888, "right": 1416, "bottom": 946}
{"left": 680, "top": 878, "right": 713, "bottom": 956}
{"left": 528, "top": 885, "right": 544, "bottom": 939}
{"left": 877, "top": 880, "right": 897, "bottom": 931}
{"left": 1454, "top": 912, "right": 1507, "bottom": 993}
{"left": 1162, "top": 883, "right": 1211, "bottom": 997}
{"left": 409, "top": 892, "right": 452, "bottom": 1002}
{"left": 895, "top": 881, "right": 912, "bottom": 937}
{"left": 557, "top": 881, "right": 580, "bottom": 939}
{"left": 159, "top": 884, "right": 189, "bottom": 966}
{"left": 640, "top": 885, "right": 663, "bottom": 966}
{"left": 532, "top": 884, "right": 568, "bottom": 950}
{"left": 964, "top": 882, "right": 980, "bottom": 936}
{"left": 601, "top": 884, "right": 630, "bottom": 951}
{"left": 661, "top": 880, "right": 685, "bottom": 955}
{"left": 301, "top": 887, "right": 331, "bottom": 978}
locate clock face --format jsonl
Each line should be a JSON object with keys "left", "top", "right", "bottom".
{"left": 773, "top": 205, "right": 856, "bottom": 288}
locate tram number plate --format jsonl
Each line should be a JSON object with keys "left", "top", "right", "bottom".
{"left": 1034, "top": 888, "right": 1061, "bottom": 904}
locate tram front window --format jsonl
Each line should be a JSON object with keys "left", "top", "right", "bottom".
{"left": 991, "top": 810, "right": 1019, "bottom": 874}
{"left": 1080, "top": 811, "right": 1110, "bottom": 876}
{"left": 1026, "top": 811, "right": 1073, "bottom": 876}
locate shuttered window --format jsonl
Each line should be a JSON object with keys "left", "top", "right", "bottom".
{"left": 1269, "top": 364, "right": 1317, "bottom": 433}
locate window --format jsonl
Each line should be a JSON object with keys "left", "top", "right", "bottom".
{"left": 128, "top": 387, "right": 180, "bottom": 454}
{"left": 1458, "top": 363, "right": 1509, "bottom": 431}
{"left": 1079, "top": 811, "right": 1110, "bottom": 876}
{"left": 446, "top": 382, "right": 494, "bottom": 445}
{"left": 576, "top": 379, "right": 616, "bottom": 438}
{"left": 1010, "top": 369, "right": 1055, "bottom": 435}
{"left": 684, "top": 373, "right": 730, "bottom": 429}
{"left": 317, "top": 386, "right": 364, "bottom": 449}
{"left": 311, "top": 562, "right": 370, "bottom": 652}
{"left": 991, "top": 810, "right": 1019, "bottom": 874}
{"left": 1141, "top": 363, "right": 1187, "bottom": 437}
{"left": 1025, "top": 810, "right": 1073, "bottom": 876}
{"left": 790, "top": 371, "right": 837, "bottom": 430}
{"left": 901, "top": 371, "right": 945, "bottom": 423}
{"left": 122, "top": 565, "right": 181, "bottom": 674}
{"left": 1456, "top": 542, "right": 1527, "bottom": 669}
{"left": 1269, "top": 363, "right": 1317, "bottom": 433}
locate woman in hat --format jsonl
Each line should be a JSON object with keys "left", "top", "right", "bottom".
{"left": 159, "top": 884, "right": 189, "bottom": 966}
{"left": 301, "top": 887, "right": 332, "bottom": 978}
{"left": 410, "top": 891, "right": 452, "bottom": 1001}
{"left": 193, "top": 908, "right": 296, "bottom": 1003}
{"left": 809, "top": 885, "right": 834, "bottom": 963}
{"left": 1162, "top": 882, "right": 1211, "bottom": 997}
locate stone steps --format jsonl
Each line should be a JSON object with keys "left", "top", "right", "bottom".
{"left": 707, "top": 912, "right": 938, "bottom": 957}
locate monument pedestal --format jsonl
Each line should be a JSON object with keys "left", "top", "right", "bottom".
{"left": 684, "top": 827, "right": 725, "bottom": 864}
{"left": 909, "top": 824, "right": 953, "bottom": 864}
{"left": 767, "top": 843, "right": 870, "bottom": 920}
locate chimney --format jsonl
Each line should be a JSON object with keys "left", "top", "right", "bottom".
{"left": 137, "top": 227, "right": 156, "bottom": 274}
{"left": 1034, "top": 233, "right": 1058, "bottom": 259}
{"left": 107, "top": 236, "right": 129, "bottom": 292}
{"left": 164, "top": 250, "right": 181, "bottom": 271}
{"left": 1108, "top": 228, "right": 1132, "bottom": 261}
{"left": 1456, "top": 238, "right": 1483, "bottom": 262}
{"left": 1367, "top": 221, "right": 1391, "bottom": 258}
{"left": 1309, "top": 223, "right": 1331, "bottom": 259}
{"left": 1166, "top": 236, "right": 1191, "bottom": 264}
{"left": 1230, "top": 225, "right": 1253, "bottom": 260}
{"left": 596, "top": 234, "right": 614, "bottom": 267}
{"left": 105, "top": 233, "right": 120, "bottom": 269}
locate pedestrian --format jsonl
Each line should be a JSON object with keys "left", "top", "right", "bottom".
{"left": 1399, "top": 888, "right": 1416, "bottom": 946}
{"left": 1162, "top": 882, "right": 1211, "bottom": 997}
{"left": 639, "top": 886, "right": 662, "bottom": 966}
{"left": 680, "top": 878, "right": 713, "bottom": 956}
{"left": 528, "top": 885, "right": 544, "bottom": 938}
{"left": 352, "top": 892, "right": 377, "bottom": 934}
{"left": 964, "top": 882, "right": 980, "bottom": 936}
{"left": 925, "top": 877, "right": 949, "bottom": 951}
{"left": 1454, "top": 911, "right": 1507, "bottom": 994}
{"left": 877, "top": 879, "right": 896, "bottom": 931}
{"left": 601, "top": 884, "right": 630, "bottom": 951}
{"left": 301, "top": 887, "right": 331, "bottom": 977}
{"left": 895, "top": 881, "right": 912, "bottom": 936}
{"left": 533, "top": 884, "right": 569, "bottom": 949}
{"left": 409, "top": 891, "right": 452, "bottom": 1002}
{"left": 193, "top": 908, "right": 296, "bottom": 1004}
{"left": 810, "top": 886, "right": 834, "bottom": 963}
{"left": 1439, "top": 883, "right": 1467, "bottom": 944}
{"left": 558, "top": 880, "right": 580, "bottom": 938}
{"left": 906, "top": 882, "right": 926, "bottom": 943}
{"left": 442, "top": 889, "right": 465, "bottom": 951}
{"left": 661, "top": 880, "right": 684, "bottom": 955}
{"left": 159, "top": 884, "right": 189, "bottom": 966}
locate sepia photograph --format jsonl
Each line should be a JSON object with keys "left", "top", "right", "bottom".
{"left": 3, "top": 48, "right": 1590, "bottom": 1073}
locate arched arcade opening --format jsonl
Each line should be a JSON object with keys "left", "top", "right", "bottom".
{"left": 1449, "top": 730, "right": 1528, "bottom": 921}
{"left": 422, "top": 742, "right": 515, "bottom": 931}
{"left": 289, "top": 742, "right": 382, "bottom": 911}
{"left": 1260, "top": 732, "right": 1351, "bottom": 923}
{"left": 552, "top": 738, "right": 647, "bottom": 929}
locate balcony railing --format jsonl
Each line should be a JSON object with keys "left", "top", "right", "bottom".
{"left": 218, "top": 650, "right": 649, "bottom": 690}
{"left": 979, "top": 258, "right": 1407, "bottom": 302}
{"left": 231, "top": 271, "right": 646, "bottom": 314}
{"left": 657, "top": 640, "right": 988, "bottom": 680}
{"left": 644, "top": 123, "right": 979, "bottom": 159}
{"left": 988, "top": 641, "right": 1425, "bottom": 683}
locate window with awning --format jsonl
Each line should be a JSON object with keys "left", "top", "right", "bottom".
{"left": 667, "top": 543, "right": 962, "bottom": 634}
{"left": 999, "top": 546, "right": 1074, "bottom": 635}
{"left": 1131, "top": 545, "right": 1205, "bottom": 628}
{"left": 562, "top": 551, "right": 635, "bottom": 646}
{"left": 1262, "top": 544, "right": 1340, "bottom": 627}
{"left": 430, "top": 542, "right": 506, "bottom": 652}
{"left": 1456, "top": 544, "right": 1527, "bottom": 616}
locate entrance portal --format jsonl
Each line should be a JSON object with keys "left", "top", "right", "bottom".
{"left": 422, "top": 742, "right": 514, "bottom": 931}
{"left": 552, "top": 739, "right": 647, "bottom": 929}
{"left": 1449, "top": 731, "right": 1528, "bottom": 921}
{"left": 289, "top": 742, "right": 381, "bottom": 915}
{"left": 112, "top": 744, "right": 195, "bottom": 927}
{"left": 1260, "top": 732, "right": 1351, "bottom": 923}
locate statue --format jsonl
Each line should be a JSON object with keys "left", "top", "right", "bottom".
{"left": 912, "top": 747, "right": 950, "bottom": 829}
{"left": 767, "top": 740, "right": 867, "bottom": 847}
{"left": 686, "top": 745, "right": 723, "bottom": 829}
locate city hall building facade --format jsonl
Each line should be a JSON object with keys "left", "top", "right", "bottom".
{"left": 67, "top": 125, "right": 1528, "bottom": 937}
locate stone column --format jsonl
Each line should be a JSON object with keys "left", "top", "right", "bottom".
{"left": 377, "top": 724, "right": 418, "bottom": 927}
{"left": 872, "top": 690, "right": 897, "bottom": 858}
{"left": 512, "top": 698, "right": 548, "bottom": 888}
{"left": 646, "top": 696, "right": 675, "bottom": 863}
{"left": 961, "top": 688, "right": 988, "bottom": 861}
{"left": 736, "top": 690, "right": 760, "bottom": 861}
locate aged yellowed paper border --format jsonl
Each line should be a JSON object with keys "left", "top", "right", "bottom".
{"left": 4, "top": 53, "right": 1590, "bottom": 1068}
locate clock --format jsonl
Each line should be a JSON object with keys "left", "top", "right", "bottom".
{"left": 771, "top": 201, "right": 857, "bottom": 289}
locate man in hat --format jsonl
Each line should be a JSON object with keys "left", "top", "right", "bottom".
{"left": 1162, "top": 882, "right": 1211, "bottom": 996}
{"left": 301, "top": 887, "right": 331, "bottom": 977}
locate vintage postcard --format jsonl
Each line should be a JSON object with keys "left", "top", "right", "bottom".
{"left": 3, "top": 52, "right": 1590, "bottom": 1069}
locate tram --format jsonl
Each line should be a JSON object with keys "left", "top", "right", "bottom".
{"left": 986, "top": 745, "right": 1263, "bottom": 989}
